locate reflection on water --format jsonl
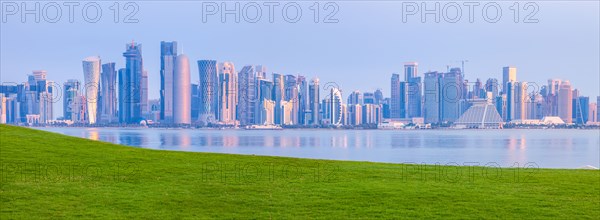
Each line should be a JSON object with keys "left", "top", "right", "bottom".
{"left": 36, "top": 128, "right": 600, "bottom": 169}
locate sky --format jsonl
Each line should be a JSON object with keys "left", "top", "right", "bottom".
{"left": 1, "top": 1, "right": 599, "bottom": 117}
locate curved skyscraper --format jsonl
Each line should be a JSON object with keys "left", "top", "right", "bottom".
{"left": 82, "top": 56, "right": 101, "bottom": 124}
{"left": 100, "top": 63, "right": 117, "bottom": 123}
{"left": 173, "top": 54, "right": 191, "bottom": 124}
{"left": 197, "top": 60, "right": 218, "bottom": 125}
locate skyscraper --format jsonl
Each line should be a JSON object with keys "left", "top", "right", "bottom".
{"left": 390, "top": 73, "right": 402, "bottom": 119}
{"left": 218, "top": 62, "right": 237, "bottom": 124}
{"left": 257, "top": 79, "right": 274, "bottom": 125}
{"left": 348, "top": 90, "right": 362, "bottom": 105}
{"left": 573, "top": 96, "right": 589, "bottom": 124}
{"left": 309, "top": 78, "right": 320, "bottom": 125}
{"left": 237, "top": 65, "right": 258, "bottom": 125}
{"left": 99, "top": 63, "right": 117, "bottom": 124}
{"left": 404, "top": 62, "right": 418, "bottom": 81}
{"left": 120, "top": 42, "right": 145, "bottom": 124}
{"left": 272, "top": 73, "right": 284, "bottom": 125}
{"left": 440, "top": 68, "right": 463, "bottom": 123}
{"left": 63, "top": 80, "right": 80, "bottom": 121}
{"left": 191, "top": 83, "right": 200, "bottom": 122}
{"left": 82, "top": 56, "right": 101, "bottom": 124}
{"left": 173, "top": 54, "right": 191, "bottom": 124}
{"left": 485, "top": 78, "right": 499, "bottom": 98}
{"left": 423, "top": 71, "right": 441, "bottom": 123}
{"left": 197, "top": 60, "right": 219, "bottom": 125}
{"left": 558, "top": 81, "right": 573, "bottom": 123}
{"left": 297, "top": 75, "right": 308, "bottom": 125}
{"left": 328, "top": 88, "right": 343, "bottom": 125}
{"left": 502, "top": 66, "right": 517, "bottom": 93}
{"left": 374, "top": 89, "right": 384, "bottom": 104}
{"left": 285, "top": 75, "right": 299, "bottom": 125}
{"left": 160, "top": 41, "right": 177, "bottom": 123}
{"left": 407, "top": 76, "right": 422, "bottom": 118}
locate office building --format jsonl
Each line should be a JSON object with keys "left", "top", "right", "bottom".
{"left": 82, "top": 56, "right": 101, "bottom": 124}
{"left": 173, "top": 54, "right": 191, "bottom": 124}
{"left": 557, "top": 81, "right": 573, "bottom": 123}
{"left": 218, "top": 62, "right": 237, "bottom": 124}
{"left": 197, "top": 60, "right": 219, "bottom": 125}
{"left": 160, "top": 41, "right": 177, "bottom": 123}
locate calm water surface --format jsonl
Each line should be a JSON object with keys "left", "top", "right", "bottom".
{"left": 36, "top": 127, "right": 600, "bottom": 169}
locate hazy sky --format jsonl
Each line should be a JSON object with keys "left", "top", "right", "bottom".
{"left": 1, "top": 1, "right": 599, "bottom": 116}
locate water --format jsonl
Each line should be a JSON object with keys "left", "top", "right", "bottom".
{"left": 35, "top": 127, "right": 600, "bottom": 169}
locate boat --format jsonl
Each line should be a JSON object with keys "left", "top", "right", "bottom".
{"left": 244, "top": 124, "right": 283, "bottom": 130}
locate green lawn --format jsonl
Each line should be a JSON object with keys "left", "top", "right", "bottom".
{"left": 1, "top": 124, "right": 598, "bottom": 219}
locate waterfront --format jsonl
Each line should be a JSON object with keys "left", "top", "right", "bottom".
{"left": 36, "top": 127, "right": 600, "bottom": 169}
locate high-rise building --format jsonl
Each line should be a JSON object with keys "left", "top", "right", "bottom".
{"left": 348, "top": 104, "right": 362, "bottom": 125}
{"left": 237, "top": 65, "right": 258, "bottom": 125}
{"left": 404, "top": 62, "right": 421, "bottom": 118}
{"left": 597, "top": 96, "right": 600, "bottom": 123}
{"left": 348, "top": 90, "right": 362, "bottom": 105}
{"left": 363, "top": 92, "right": 376, "bottom": 104}
{"left": 374, "top": 89, "right": 384, "bottom": 104}
{"left": 329, "top": 88, "right": 343, "bottom": 125}
{"left": 423, "top": 71, "right": 442, "bottom": 124}
{"left": 160, "top": 41, "right": 177, "bottom": 123}
{"left": 191, "top": 83, "right": 200, "bottom": 122}
{"left": 120, "top": 42, "right": 145, "bottom": 124}
{"left": 502, "top": 66, "right": 517, "bottom": 93}
{"left": 473, "top": 78, "right": 484, "bottom": 99}
{"left": 362, "top": 104, "right": 382, "bottom": 125}
{"left": 573, "top": 96, "right": 589, "bottom": 124}
{"left": 272, "top": 73, "right": 285, "bottom": 125}
{"left": 404, "top": 62, "right": 418, "bottom": 81}
{"left": 297, "top": 75, "right": 308, "bottom": 125}
{"left": 218, "top": 62, "right": 237, "bottom": 124}
{"left": 390, "top": 73, "right": 402, "bottom": 119}
{"left": 589, "top": 102, "right": 597, "bottom": 123}
{"left": 485, "top": 78, "right": 499, "bottom": 98}
{"left": 285, "top": 75, "right": 299, "bottom": 125}
{"left": 99, "top": 63, "right": 117, "bottom": 124}
{"left": 506, "top": 81, "right": 527, "bottom": 121}
{"left": 63, "top": 80, "right": 80, "bottom": 121}
{"left": 39, "top": 90, "right": 53, "bottom": 123}
{"left": 440, "top": 68, "right": 463, "bottom": 123}
{"left": 407, "top": 76, "right": 422, "bottom": 118}
{"left": 173, "top": 54, "right": 191, "bottom": 124}
{"left": 557, "top": 81, "right": 573, "bottom": 123}
{"left": 308, "top": 78, "right": 320, "bottom": 125}
{"left": 197, "top": 60, "right": 219, "bottom": 125}
{"left": 82, "top": 56, "right": 101, "bottom": 124}
{"left": 257, "top": 79, "right": 274, "bottom": 125}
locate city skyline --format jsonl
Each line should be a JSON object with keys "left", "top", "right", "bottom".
{"left": 0, "top": 39, "right": 597, "bottom": 128}
{"left": 2, "top": 1, "right": 598, "bottom": 103}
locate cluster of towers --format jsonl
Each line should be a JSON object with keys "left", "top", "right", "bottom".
{"left": 1, "top": 41, "right": 598, "bottom": 127}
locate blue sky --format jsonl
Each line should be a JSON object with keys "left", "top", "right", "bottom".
{"left": 1, "top": 1, "right": 599, "bottom": 113}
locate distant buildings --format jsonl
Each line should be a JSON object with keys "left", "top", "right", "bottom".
{"left": 502, "top": 66, "right": 517, "bottom": 93}
{"left": 3, "top": 42, "right": 598, "bottom": 129}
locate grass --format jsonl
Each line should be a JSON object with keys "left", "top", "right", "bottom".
{"left": 0, "top": 124, "right": 598, "bottom": 219}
